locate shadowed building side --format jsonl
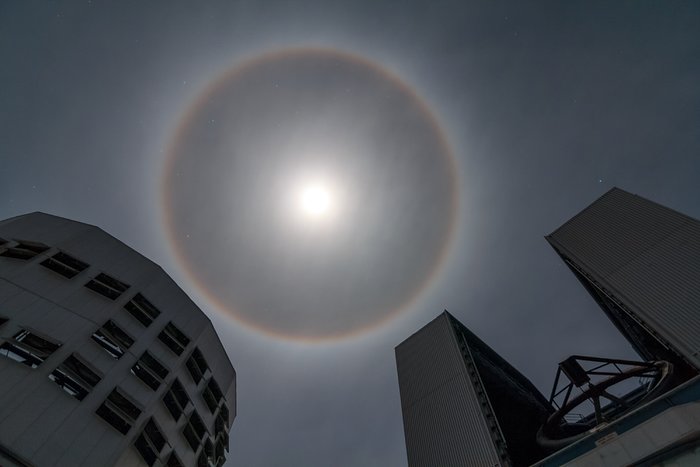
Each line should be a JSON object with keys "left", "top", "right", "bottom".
{"left": 395, "top": 311, "right": 552, "bottom": 467}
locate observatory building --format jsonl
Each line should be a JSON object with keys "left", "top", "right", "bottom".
{"left": 396, "top": 188, "right": 700, "bottom": 466}
{"left": 395, "top": 311, "right": 552, "bottom": 466}
{"left": 0, "top": 213, "right": 235, "bottom": 467}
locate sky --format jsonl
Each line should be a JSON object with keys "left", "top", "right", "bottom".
{"left": 1, "top": 1, "right": 700, "bottom": 466}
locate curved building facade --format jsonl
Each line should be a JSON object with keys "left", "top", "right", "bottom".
{"left": 0, "top": 212, "right": 236, "bottom": 467}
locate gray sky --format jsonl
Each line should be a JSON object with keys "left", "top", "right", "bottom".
{"left": 2, "top": 1, "right": 699, "bottom": 466}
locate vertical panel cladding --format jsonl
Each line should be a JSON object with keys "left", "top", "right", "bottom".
{"left": 548, "top": 187, "right": 700, "bottom": 369}
{"left": 548, "top": 188, "right": 691, "bottom": 278}
{"left": 0, "top": 212, "right": 236, "bottom": 467}
{"left": 396, "top": 313, "right": 502, "bottom": 467}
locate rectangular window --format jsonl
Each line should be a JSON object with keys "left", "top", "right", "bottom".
{"left": 123, "top": 293, "right": 161, "bottom": 326}
{"left": 0, "top": 316, "right": 7, "bottom": 327}
{"left": 202, "top": 384, "right": 218, "bottom": 413}
{"left": 158, "top": 322, "right": 190, "bottom": 356}
{"left": 215, "top": 439, "right": 225, "bottom": 463}
{"left": 134, "top": 418, "right": 167, "bottom": 467}
{"left": 186, "top": 348, "right": 209, "bottom": 384}
{"left": 166, "top": 452, "right": 184, "bottom": 467}
{"left": 197, "top": 450, "right": 208, "bottom": 467}
{"left": 183, "top": 411, "right": 207, "bottom": 451}
{"left": 219, "top": 403, "right": 229, "bottom": 427}
{"left": 92, "top": 320, "right": 134, "bottom": 359}
{"left": 163, "top": 379, "right": 190, "bottom": 421}
{"left": 218, "top": 430, "right": 229, "bottom": 452}
{"left": 134, "top": 434, "right": 157, "bottom": 467}
{"left": 131, "top": 351, "right": 169, "bottom": 391}
{"left": 215, "top": 411, "right": 229, "bottom": 441}
{"left": 40, "top": 251, "right": 89, "bottom": 279}
{"left": 0, "top": 329, "right": 61, "bottom": 368}
{"left": 95, "top": 387, "right": 142, "bottom": 435}
{"left": 204, "top": 438, "right": 214, "bottom": 459}
{"left": 0, "top": 240, "right": 49, "bottom": 260}
{"left": 85, "top": 272, "right": 130, "bottom": 300}
{"left": 49, "top": 353, "right": 101, "bottom": 401}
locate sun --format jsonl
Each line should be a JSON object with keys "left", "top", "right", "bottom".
{"left": 300, "top": 183, "right": 332, "bottom": 217}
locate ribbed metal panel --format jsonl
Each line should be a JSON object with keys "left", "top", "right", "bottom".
{"left": 548, "top": 188, "right": 700, "bottom": 369}
{"left": 396, "top": 313, "right": 502, "bottom": 467}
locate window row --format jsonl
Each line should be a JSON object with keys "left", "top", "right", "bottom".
{"left": 91, "top": 318, "right": 190, "bottom": 362}
{"left": 0, "top": 239, "right": 165, "bottom": 329}
{"left": 1, "top": 320, "right": 188, "bottom": 395}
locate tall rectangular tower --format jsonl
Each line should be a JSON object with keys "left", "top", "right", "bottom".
{"left": 546, "top": 188, "right": 700, "bottom": 371}
{"left": 395, "top": 312, "right": 552, "bottom": 467}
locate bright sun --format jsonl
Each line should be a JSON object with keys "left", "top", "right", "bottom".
{"left": 300, "top": 184, "right": 332, "bottom": 217}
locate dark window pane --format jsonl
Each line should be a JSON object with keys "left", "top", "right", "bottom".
{"left": 220, "top": 404, "right": 229, "bottom": 426}
{"left": 0, "top": 342, "right": 44, "bottom": 368}
{"left": 108, "top": 388, "right": 142, "bottom": 420}
{"left": 158, "top": 330, "right": 184, "bottom": 355}
{"left": 95, "top": 272, "right": 129, "bottom": 293}
{"left": 141, "top": 351, "right": 168, "bottom": 379}
{"left": 92, "top": 321, "right": 133, "bottom": 359}
{"left": 207, "top": 378, "right": 223, "bottom": 402}
{"left": 215, "top": 414, "right": 226, "bottom": 435}
{"left": 131, "top": 362, "right": 160, "bottom": 391}
{"left": 202, "top": 387, "right": 218, "bottom": 413}
{"left": 96, "top": 403, "right": 131, "bottom": 435}
{"left": 183, "top": 424, "right": 200, "bottom": 451}
{"left": 189, "top": 411, "right": 207, "bottom": 439}
{"left": 49, "top": 354, "right": 101, "bottom": 400}
{"left": 0, "top": 240, "right": 49, "bottom": 260}
{"left": 186, "top": 357, "right": 203, "bottom": 384}
{"left": 163, "top": 391, "right": 183, "bottom": 421}
{"left": 85, "top": 273, "right": 129, "bottom": 300}
{"left": 166, "top": 452, "right": 184, "bottom": 467}
{"left": 134, "top": 433, "right": 157, "bottom": 467}
{"left": 63, "top": 354, "right": 101, "bottom": 387}
{"left": 216, "top": 439, "right": 225, "bottom": 461}
{"left": 49, "top": 368, "right": 90, "bottom": 400}
{"left": 133, "top": 294, "right": 161, "bottom": 320}
{"left": 14, "top": 329, "right": 61, "bottom": 354}
{"left": 124, "top": 293, "right": 161, "bottom": 327}
{"left": 164, "top": 322, "right": 190, "bottom": 347}
{"left": 1, "top": 330, "right": 61, "bottom": 368}
{"left": 144, "top": 419, "right": 166, "bottom": 452}
{"left": 16, "top": 240, "right": 50, "bottom": 254}
{"left": 124, "top": 301, "right": 153, "bottom": 326}
{"left": 103, "top": 320, "right": 134, "bottom": 347}
{"left": 171, "top": 379, "right": 189, "bottom": 408}
{"left": 41, "top": 252, "right": 88, "bottom": 279}
{"left": 158, "top": 322, "right": 191, "bottom": 356}
{"left": 197, "top": 450, "right": 208, "bottom": 467}
{"left": 192, "top": 348, "right": 209, "bottom": 373}
{"left": 0, "top": 317, "right": 7, "bottom": 327}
